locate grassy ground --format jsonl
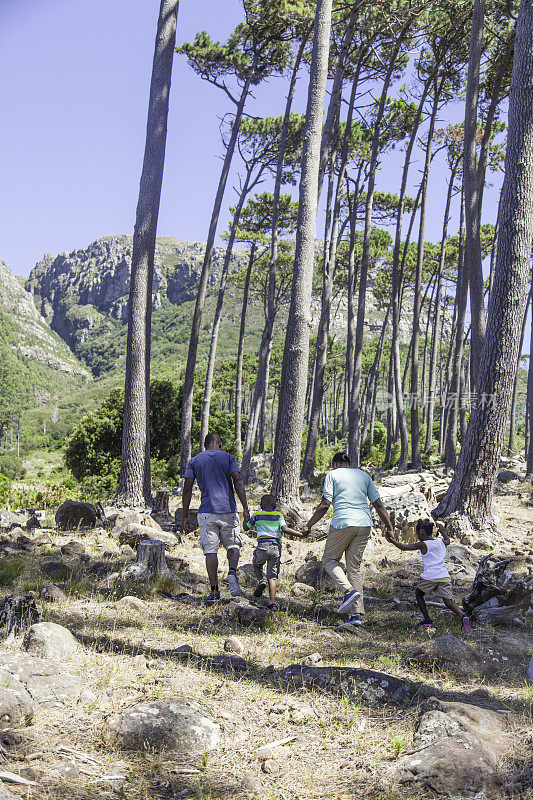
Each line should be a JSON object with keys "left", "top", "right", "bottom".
{"left": 0, "top": 490, "right": 531, "bottom": 799}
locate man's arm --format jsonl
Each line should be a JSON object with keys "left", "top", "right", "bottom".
{"left": 440, "top": 530, "right": 450, "bottom": 546}
{"left": 372, "top": 498, "right": 394, "bottom": 534}
{"left": 182, "top": 477, "right": 194, "bottom": 533}
{"left": 306, "top": 497, "right": 331, "bottom": 531}
{"left": 231, "top": 471, "right": 250, "bottom": 524}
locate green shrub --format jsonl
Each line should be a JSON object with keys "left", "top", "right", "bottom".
{"left": 0, "top": 474, "right": 12, "bottom": 505}
{"left": 0, "top": 453, "right": 26, "bottom": 480}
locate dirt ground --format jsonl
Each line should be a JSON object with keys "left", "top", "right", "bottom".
{"left": 0, "top": 489, "right": 531, "bottom": 800}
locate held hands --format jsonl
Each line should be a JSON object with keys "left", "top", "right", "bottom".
{"left": 242, "top": 510, "right": 251, "bottom": 526}
{"left": 182, "top": 516, "right": 191, "bottom": 534}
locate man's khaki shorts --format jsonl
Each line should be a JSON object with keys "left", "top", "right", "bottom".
{"left": 416, "top": 578, "right": 454, "bottom": 600}
{"left": 197, "top": 512, "right": 242, "bottom": 555}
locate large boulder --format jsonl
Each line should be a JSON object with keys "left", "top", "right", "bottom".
{"left": 277, "top": 664, "right": 410, "bottom": 706}
{"left": 445, "top": 543, "right": 480, "bottom": 580}
{"left": 295, "top": 560, "right": 340, "bottom": 591}
{"left": 0, "top": 510, "right": 26, "bottom": 530}
{"left": 373, "top": 491, "right": 432, "bottom": 536}
{"left": 23, "top": 622, "right": 80, "bottom": 661}
{"left": 497, "top": 470, "right": 522, "bottom": 484}
{"left": 406, "top": 635, "right": 496, "bottom": 677}
{"left": 0, "top": 652, "right": 86, "bottom": 707}
{"left": 393, "top": 697, "right": 508, "bottom": 797}
{"left": 55, "top": 500, "right": 100, "bottom": 530}
{"left": 118, "top": 523, "right": 179, "bottom": 550}
{"left": 0, "top": 687, "right": 35, "bottom": 726}
{"left": 105, "top": 699, "right": 220, "bottom": 753}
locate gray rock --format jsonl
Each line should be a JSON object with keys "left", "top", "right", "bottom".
{"left": 497, "top": 470, "right": 521, "bottom": 484}
{"left": 105, "top": 699, "right": 220, "bottom": 753}
{"left": 55, "top": 500, "right": 100, "bottom": 530}
{"left": 0, "top": 783, "right": 22, "bottom": 799}
{"left": 0, "top": 510, "right": 25, "bottom": 530}
{"left": 374, "top": 491, "right": 432, "bottom": 530}
{"left": 445, "top": 543, "right": 480, "bottom": 579}
{"left": 0, "top": 688, "right": 35, "bottom": 726}
{"left": 0, "top": 652, "right": 86, "bottom": 707}
{"left": 40, "top": 561, "right": 71, "bottom": 581}
{"left": 120, "top": 544, "right": 136, "bottom": 558}
{"left": 393, "top": 697, "right": 508, "bottom": 797}
{"left": 23, "top": 622, "right": 80, "bottom": 660}
{"left": 60, "top": 540, "right": 86, "bottom": 557}
{"left": 52, "top": 760, "right": 80, "bottom": 778}
{"left": 235, "top": 602, "right": 270, "bottom": 628}
{"left": 224, "top": 636, "right": 245, "bottom": 655}
{"left": 407, "top": 634, "right": 495, "bottom": 677}
{"left": 118, "top": 523, "right": 179, "bottom": 550}
{"left": 277, "top": 664, "right": 409, "bottom": 706}
{"left": 39, "top": 584, "right": 66, "bottom": 603}
{"left": 290, "top": 582, "right": 315, "bottom": 597}
{"left": 294, "top": 561, "right": 340, "bottom": 591}
{"left": 116, "top": 596, "right": 146, "bottom": 613}
{"left": 301, "top": 652, "right": 323, "bottom": 667}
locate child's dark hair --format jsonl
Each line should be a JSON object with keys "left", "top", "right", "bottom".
{"left": 416, "top": 518, "right": 435, "bottom": 538}
{"left": 260, "top": 494, "right": 277, "bottom": 511}
{"left": 332, "top": 452, "right": 350, "bottom": 466}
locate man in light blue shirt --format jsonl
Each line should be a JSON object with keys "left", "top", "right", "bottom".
{"left": 306, "top": 452, "right": 393, "bottom": 627}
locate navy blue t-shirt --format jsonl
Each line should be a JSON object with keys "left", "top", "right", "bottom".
{"left": 185, "top": 449, "right": 239, "bottom": 514}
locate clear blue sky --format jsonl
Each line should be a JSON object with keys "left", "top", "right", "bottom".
{"left": 0, "top": 0, "right": 504, "bottom": 282}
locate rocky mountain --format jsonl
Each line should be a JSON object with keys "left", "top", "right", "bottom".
{"left": 26, "top": 236, "right": 248, "bottom": 352}
{"left": 0, "top": 258, "right": 90, "bottom": 404}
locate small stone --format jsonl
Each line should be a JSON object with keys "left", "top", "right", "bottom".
{"left": 60, "top": 541, "right": 85, "bottom": 557}
{"left": 301, "top": 652, "right": 323, "bottom": 667}
{"left": 117, "top": 596, "right": 146, "bottom": 612}
{"left": 242, "top": 773, "right": 262, "bottom": 796}
{"left": 18, "top": 766, "right": 40, "bottom": 782}
{"left": 39, "top": 585, "right": 66, "bottom": 603}
{"left": 224, "top": 636, "right": 245, "bottom": 655}
{"left": 52, "top": 760, "right": 80, "bottom": 778}
{"left": 290, "top": 582, "right": 315, "bottom": 597}
{"left": 261, "top": 759, "right": 281, "bottom": 775}
{"left": 120, "top": 544, "right": 136, "bottom": 558}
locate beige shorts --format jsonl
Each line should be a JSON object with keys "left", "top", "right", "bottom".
{"left": 416, "top": 579, "right": 454, "bottom": 600}
{"left": 198, "top": 512, "right": 242, "bottom": 555}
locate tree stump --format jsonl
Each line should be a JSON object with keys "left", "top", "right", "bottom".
{"left": 0, "top": 594, "right": 40, "bottom": 637}
{"left": 122, "top": 540, "right": 170, "bottom": 581}
{"left": 153, "top": 490, "right": 170, "bottom": 516}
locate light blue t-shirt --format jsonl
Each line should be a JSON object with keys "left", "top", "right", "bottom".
{"left": 322, "top": 467, "right": 380, "bottom": 528}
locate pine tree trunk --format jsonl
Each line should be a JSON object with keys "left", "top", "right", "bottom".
{"left": 347, "top": 32, "right": 407, "bottom": 465}
{"left": 435, "top": 0, "right": 533, "bottom": 525}
{"left": 508, "top": 287, "right": 531, "bottom": 455}
{"left": 270, "top": 0, "right": 333, "bottom": 505}
{"left": 117, "top": 0, "right": 179, "bottom": 506}
{"left": 235, "top": 243, "right": 256, "bottom": 457}
{"left": 526, "top": 302, "right": 533, "bottom": 476}
{"left": 410, "top": 86, "right": 440, "bottom": 470}
{"left": 199, "top": 168, "right": 253, "bottom": 447}
{"left": 463, "top": 0, "right": 487, "bottom": 386}
{"left": 179, "top": 73, "right": 253, "bottom": 474}
{"left": 425, "top": 158, "right": 459, "bottom": 451}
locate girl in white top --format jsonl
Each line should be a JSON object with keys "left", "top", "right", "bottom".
{"left": 385, "top": 518, "right": 470, "bottom": 632}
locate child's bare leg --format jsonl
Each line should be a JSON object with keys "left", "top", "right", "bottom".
{"left": 268, "top": 579, "right": 277, "bottom": 604}
{"left": 254, "top": 565, "right": 264, "bottom": 583}
{"left": 443, "top": 597, "right": 464, "bottom": 618}
{"left": 415, "top": 588, "right": 432, "bottom": 622}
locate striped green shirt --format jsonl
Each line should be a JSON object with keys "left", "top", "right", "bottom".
{"left": 246, "top": 511, "right": 286, "bottom": 543}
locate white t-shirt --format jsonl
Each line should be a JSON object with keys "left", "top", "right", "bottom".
{"left": 322, "top": 467, "right": 380, "bottom": 528}
{"left": 420, "top": 538, "right": 450, "bottom": 580}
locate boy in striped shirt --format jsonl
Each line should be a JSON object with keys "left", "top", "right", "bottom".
{"left": 246, "top": 494, "right": 307, "bottom": 610}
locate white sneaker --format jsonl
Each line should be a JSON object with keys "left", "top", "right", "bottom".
{"left": 338, "top": 589, "right": 361, "bottom": 614}
{"left": 347, "top": 613, "right": 363, "bottom": 626}
{"left": 226, "top": 572, "right": 242, "bottom": 597}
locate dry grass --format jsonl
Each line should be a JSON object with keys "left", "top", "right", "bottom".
{"left": 0, "top": 493, "right": 530, "bottom": 799}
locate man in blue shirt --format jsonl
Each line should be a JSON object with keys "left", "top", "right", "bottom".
{"left": 306, "top": 452, "right": 393, "bottom": 627}
{"left": 182, "top": 432, "right": 250, "bottom": 604}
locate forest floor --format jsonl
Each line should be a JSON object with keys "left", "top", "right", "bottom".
{"left": 0, "top": 484, "right": 531, "bottom": 800}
